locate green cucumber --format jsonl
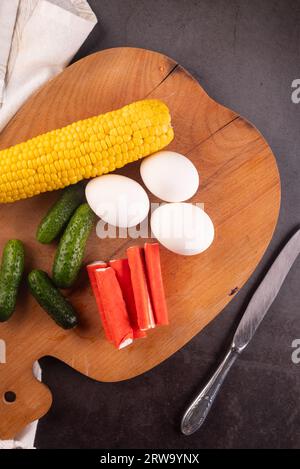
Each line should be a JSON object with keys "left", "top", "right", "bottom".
{"left": 0, "top": 239, "right": 25, "bottom": 322}
{"left": 52, "top": 203, "right": 95, "bottom": 288}
{"left": 28, "top": 269, "right": 78, "bottom": 329}
{"left": 36, "top": 183, "right": 85, "bottom": 244}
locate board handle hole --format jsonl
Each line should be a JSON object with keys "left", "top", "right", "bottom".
{"left": 3, "top": 391, "right": 16, "bottom": 404}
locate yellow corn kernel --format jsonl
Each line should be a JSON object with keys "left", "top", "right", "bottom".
{"left": 0, "top": 99, "right": 173, "bottom": 203}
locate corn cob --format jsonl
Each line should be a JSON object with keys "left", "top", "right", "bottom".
{"left": 0, "top": 99, "right": 174, "bottom": 203}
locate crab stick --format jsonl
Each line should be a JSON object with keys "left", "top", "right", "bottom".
{"left": 144, "top": 243, "right": 169, "bottom": 326}
{"left": 109, "top": 258, "right": 146, "bottom": 339}
{"left": 127, "top": 246, "right": 155, "bottom": 331}
{"left": 95, "top": 267, "right": 133, "bottom": 349}
{"left": 87, "top": 261, "right": 113, "bottom": 343}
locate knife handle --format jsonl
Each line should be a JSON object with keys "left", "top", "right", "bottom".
{"left": 181, "top": 346, "right": 240, "bottom": 435}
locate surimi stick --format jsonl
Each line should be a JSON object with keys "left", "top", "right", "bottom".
{"left": 95, "top": 267, "right": 133, "bottom": 349}
{"left": 127, "top": 246, "right": 155, "bottom": 331}
{"left": 109, "top": 258, "right": 146, "bottom": 339}
{"left": 87, "top": 261, "right": 113, "bottom": 343}
{"left": 144, "top": 243, "right": 169, "bottom": 326}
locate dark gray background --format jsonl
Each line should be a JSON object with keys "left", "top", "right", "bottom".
{"left": 36, "top": 0, "right": 300, "bottom": 449}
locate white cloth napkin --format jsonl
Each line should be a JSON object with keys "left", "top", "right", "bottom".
{"left": 0, "top": 0, "right": 19, "bottom": 106}
{"left": 0, "top": 0, "right": 97, "bottom": 132}
{"left": 0, "top": 0, "right": 97, "bottom": 449}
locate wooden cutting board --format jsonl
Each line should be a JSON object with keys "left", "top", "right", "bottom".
{"left": 0, "top": 47, "right": 280, "bottom": 439}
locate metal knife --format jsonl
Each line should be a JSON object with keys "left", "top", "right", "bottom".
{"left": 181, "top": 228, "right": 300, "bottom": 436}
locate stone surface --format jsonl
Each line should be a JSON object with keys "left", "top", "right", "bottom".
{"left": 36, "top": 0, "right": 300, "bottom": 449}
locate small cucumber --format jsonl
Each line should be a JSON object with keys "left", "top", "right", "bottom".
{"left": 28, "top": 269, "right": 78, "bottom": 329}
{"left": 36, "top": 183, "right": 85, "bottom": 244}
{"left": 52, "top": 203, "right": 95, "bottom": 288}
{"left": 0, "top": 239, "right": 25, "bottom": 322}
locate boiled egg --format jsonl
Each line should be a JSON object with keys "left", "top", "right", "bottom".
{"left": 86, "top": 175, "right": 150, "bottom": 228}
{"left": 140, "top": 151, "right": 199, "bottom": 202}
{"left": 150, "top": 203, "right": 214, "bottom": 256}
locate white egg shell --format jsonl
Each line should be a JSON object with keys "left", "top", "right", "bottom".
{"left": 140, "top": 151, "right": 199, "bottom": 202}
{"left": 86, "top": 175, "right": 150, "bottom": 228}
{"left": 150, "top": 203, "right": 214, "bottom": 256}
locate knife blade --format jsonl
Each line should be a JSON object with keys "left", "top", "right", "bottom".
{"left": 234, "top": 228, "right": 300, "bottom": 350}
{"left": 181, "top": 228, "right": 300, "bottom": 435}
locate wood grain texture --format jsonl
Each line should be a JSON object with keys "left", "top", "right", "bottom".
{"left": 0, "top": 47, "right": 280, "bottom": 439}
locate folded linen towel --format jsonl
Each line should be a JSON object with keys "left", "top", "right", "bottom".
{"left": 0, "top": 0, "right": 97, "bottom": 132}
{"left": 0, "top": 0, "right": 19, "bottom": 106}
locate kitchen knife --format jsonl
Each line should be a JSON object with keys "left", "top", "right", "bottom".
{"left": 181, "top": 228, "right": 300, "bottom": 436}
